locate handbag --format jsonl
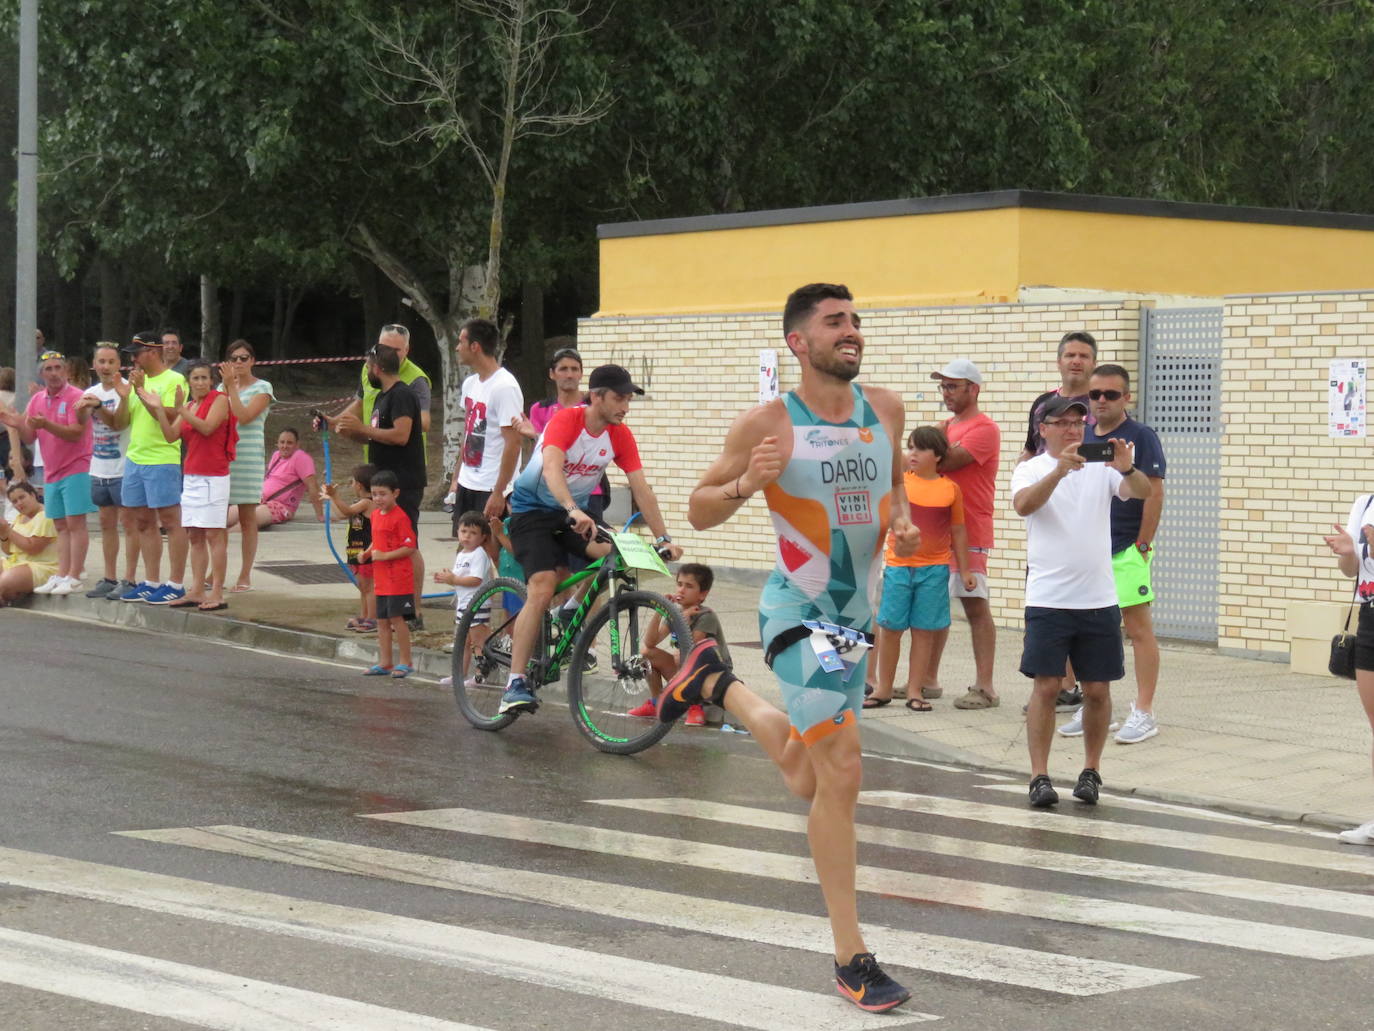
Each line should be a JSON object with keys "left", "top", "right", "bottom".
{"left": 1330, "top": 495, "right": 1374, "bottom": 678}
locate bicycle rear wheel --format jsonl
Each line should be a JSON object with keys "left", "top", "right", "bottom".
{"left": 567, "top": 589, "right": 691, "bottom": 754}
{"left": 452, "top": 577, "right": 530, "bottom": 732}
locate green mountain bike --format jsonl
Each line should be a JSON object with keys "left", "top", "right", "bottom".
{"left": 451, "top": 523, "right": 691, "bottom": 755}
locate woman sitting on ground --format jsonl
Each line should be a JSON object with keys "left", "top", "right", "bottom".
{"left": 0, "top": 480, "right": 58, "bottom": 604}
{"left": 142, "top": 361, "right": 237, "bottom": 612}
{"left": 226, "top": 427, "right": 324, "bottom": 531}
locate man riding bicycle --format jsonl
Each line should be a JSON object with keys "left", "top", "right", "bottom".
{"left": 500, "top": 364, "right": 684, "bottom": 713}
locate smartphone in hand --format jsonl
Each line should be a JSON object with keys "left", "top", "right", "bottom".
{"left": 1078, "top": 442, "right": 1114, "bottom": 463}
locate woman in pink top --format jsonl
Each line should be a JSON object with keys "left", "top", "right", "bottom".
{"left": 143, "top": 361, "right": 237, "bottom": 611}
{"left": 227, "top": 427, "right": 324, "bottom": 531}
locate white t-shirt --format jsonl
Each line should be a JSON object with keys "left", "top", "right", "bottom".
{"left": 458, "top": 367, "right": 525, "bottom": 493}
{"left": 1011, "top": 454, "right": 1129, "bottom": 609}
{"left": 451, "top": 546, "right": 493, "bottom": 616}
{"left": 83, "top": 381, "right": 131, "bottom": 479}
{"left": 1344, "top": 495, "right": 1374, "bottom": 604}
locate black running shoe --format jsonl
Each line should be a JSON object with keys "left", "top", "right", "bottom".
{"left": 657, "top": 638, "right": 727, "bottom": 723}
{"left": 1072, "top": 767, "right": 1102, "bottom": 805}
{"left": 1028, "top": 774, "right": 1059, "bottom": 808}
{"left": 834, "top": 952, "right": 910, "bottom": 1013}
{"left": 1056, "top": 685, "right": 1084, "bottom": 711}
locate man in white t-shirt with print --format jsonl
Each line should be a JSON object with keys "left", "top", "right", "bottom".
{"left": 78, "top": 343, "right": 139, "bottom": 598}
{"left": 1010, "top": 396, "right": 1152, "bottom": 809}
{"left": 449, "top": 318, "right": 524, "bottom": 538}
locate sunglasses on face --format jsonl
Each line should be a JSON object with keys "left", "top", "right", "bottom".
{"left": 1088, "top": 389, "right": 1123, "bottom": 401}
{"left": 227, "top": 354, "right": 252, "bottom": 363}
{"left": 1044, "top": 418, "right": 1086, "bottom": 427}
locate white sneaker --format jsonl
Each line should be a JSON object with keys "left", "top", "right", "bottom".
{"left": 1057, "top": 706, "right": 1121, "bottom": 737}
{"left": 1338, "top": 820, "right": 1374, "bottom": 845}
{"left": 32, "top": 576, "right": 64, "bottom": 595}
{"left": 439, "top": 675, "right": 453, "bottom": 686}
{"left": 49, "top": 577, "right": 82, "bottom": 596}
{"left": 1115, "top": 704, "right": 1159, "bottom": 744}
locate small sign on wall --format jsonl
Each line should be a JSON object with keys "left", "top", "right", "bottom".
{"left": 1330, "top": 359, "right": 1366, "bottom": 438}
{"left": 759, "top": 349, "right": 779, "bottom": 404}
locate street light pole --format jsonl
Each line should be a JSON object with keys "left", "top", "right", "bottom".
{"left": 14, "top": 0, "right": 38, "bottom": 405}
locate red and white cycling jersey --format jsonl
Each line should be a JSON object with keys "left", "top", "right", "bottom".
{"left": 510, "top": 406, "right": 642, "bottom": 513}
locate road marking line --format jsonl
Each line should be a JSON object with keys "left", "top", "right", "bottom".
{"left": 859, "top": 791, "right": 1374, "bottom": 877}
{"left": 363, "top": 807, "right": 1374, "bottom": 960}
{"left": 120, "top": 825, "right": 1190, "bottom": 996}
{"left": 0, "top": 925, "right": 488, "bottom": 1031}
{"left": 591, "top": 798, "right": 1374, "bottom": 922}
{"left": 0, "top": 845, "right": 911, "bottom": 1031}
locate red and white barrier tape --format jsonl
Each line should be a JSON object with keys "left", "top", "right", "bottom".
{"left": 250, "top": 355, "right": 366, "bottom": 367}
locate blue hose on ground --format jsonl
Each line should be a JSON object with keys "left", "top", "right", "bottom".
{"left": 319, "top": 432, "right": 455, "bottom": 600}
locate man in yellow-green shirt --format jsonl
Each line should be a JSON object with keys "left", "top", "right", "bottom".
{"left": 110, "top": 332, "right": 190, "bottom": 604}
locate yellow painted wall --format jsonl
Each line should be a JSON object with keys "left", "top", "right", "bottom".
{"left": 597, "top": 209, "right": 1021, "bottom": 317}
{"left": 598, "top": 204, "right": 1374, "bottom": 317}
{"left": 1019, "top": 209, "right": 1374, "bottom": 298}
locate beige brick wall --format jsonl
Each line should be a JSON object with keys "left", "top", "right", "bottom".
{"left": 1219, "top": 291, "right": 1374, "bottom": 656}
{"left": 577, "top": 300, "right": 1144, "bottom": 632}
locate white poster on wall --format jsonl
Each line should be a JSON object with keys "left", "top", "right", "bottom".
{"left": 1330, "top": 359, "right": 1366, "bottom": 438}
{"left": 758, "top": 349, "right": 779, "bottom": 405}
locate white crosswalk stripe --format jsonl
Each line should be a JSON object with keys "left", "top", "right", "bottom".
{"left": 0, "top": 925, "right": 491, "bottom": 1031}
{"left": 364, "top": 807, "right": 1374, "bottom": 959}
{"left": 122, "top": 824, "right": 1191, "bottom": 996}
{"left": 591, "top": 798, "right": 1374, "bottom": 920}
{"left": 858, "top": 791, "right": 1374, "bottom": 876}
{"left": 0, "top": 845, "right": 914, "bottom": 1031}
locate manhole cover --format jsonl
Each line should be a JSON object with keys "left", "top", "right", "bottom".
{"left": 257, "top": 561, "right": 354, "bottom": 586}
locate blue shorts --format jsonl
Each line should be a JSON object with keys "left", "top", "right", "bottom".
{"left": 122, "top": 460, "right": 182, "bottom": 510}
{"left": 877, "top": 564, "right": 951, "bottom": 631}
{"left": 1020, "top": 605, "right": 1124, "bottom": 683}
{"left": 90, "top": 476, "right": 123, "bottom": 509}
{"left": 45, "top": 472, "right": 96, "bottom": 519}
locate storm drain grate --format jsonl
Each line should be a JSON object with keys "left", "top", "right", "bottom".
{"left": 257, "top": 561, "right": 354, "bottom": 586}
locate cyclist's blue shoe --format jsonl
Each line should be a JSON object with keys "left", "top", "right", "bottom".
{"left": 834, "top": 952, "right": 911, "bottom": 1013}
{"left": 499, "top": 676, "right": 539, "bottom": 714}
{"left": 658, "top": 639, "right": 735, "bottom": 724}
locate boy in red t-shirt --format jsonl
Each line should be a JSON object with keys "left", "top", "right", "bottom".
{"left": 360, "top": 469, "right": 418, "bottom": 678}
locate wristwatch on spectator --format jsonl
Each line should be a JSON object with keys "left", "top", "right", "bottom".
{"left": 1136, "top": 541, "right": 1152, "bottom": 555}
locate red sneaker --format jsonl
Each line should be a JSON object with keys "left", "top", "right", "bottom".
{"left": 684, "top": 705, "right": 706, "bottom": 726}
{"left": 626, "top": 699, "right": 658, "bottom": 719}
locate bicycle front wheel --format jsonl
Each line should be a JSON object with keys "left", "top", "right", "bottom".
{"left": 452, "top": 577, "right": 529, "bottom": 732}
{"left": 567, "top": 589, "right": 691, "bottom": 755}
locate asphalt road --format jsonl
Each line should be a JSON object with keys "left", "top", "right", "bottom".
{"left": 2, "top": 609, "right": 1374, "bottom": 1030}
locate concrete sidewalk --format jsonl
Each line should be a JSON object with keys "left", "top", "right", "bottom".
{"left": 22, "top": 515, "right": 1374, "bottom": 831}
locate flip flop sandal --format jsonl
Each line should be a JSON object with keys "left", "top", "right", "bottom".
{"left": 167, "top": 598, "right": 200, "bottom": 609}
{"left": 361, "top": 664, "right": 393, "bottom": 676}
{"left": 862, "top": 695, "right": 893, "bottom": 709}
{"left": 198, "top": 602, "right": 229, "bottom": 612}
{"left": 391, "top": 664, "right": 415, "bottom": 679}
{"left": 921, "top": 686, "right": 944, "bottom": 700}
{"left": 904, "top": 697, "right": 934, "bottom": 712}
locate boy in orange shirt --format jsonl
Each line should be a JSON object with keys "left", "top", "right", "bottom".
{"left": 865, "top": 427, "right": 976, "bottom": 710}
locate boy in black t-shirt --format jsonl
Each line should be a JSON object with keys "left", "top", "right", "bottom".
{"left": 322, "top": 463, "right": 376, "bottom": 632}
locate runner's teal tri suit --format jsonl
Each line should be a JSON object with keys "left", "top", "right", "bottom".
{"left": 759, "top": 384, "right": 892, "bottom": 744}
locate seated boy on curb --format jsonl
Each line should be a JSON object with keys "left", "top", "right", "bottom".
{"left": 322, "top": 463, "right": 376, "bottom": 633}
{"left": 359, "top": 469, "right": 417, "bottom": 679}
{"left": 866, "top": 426, "right": 976, "bottom": 711}
{"left": 437, "top": 510, "right": 493, "bottom": 687}
{"left": 632, "top": 562, "right": 732, "bottom": 726}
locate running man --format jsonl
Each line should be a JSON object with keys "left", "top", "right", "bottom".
{"left": 498, "top": 364, "right": 684, "bottom": 713}
{"left": 667, "top": 283, "right": 917, "bottom": 1013}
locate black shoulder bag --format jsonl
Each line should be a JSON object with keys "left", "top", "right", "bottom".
{"left": 1330, "top": 495, "right": 1374, "bottom": 679}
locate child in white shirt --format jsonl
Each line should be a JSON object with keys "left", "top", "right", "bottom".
{"left": 436, "top": 511, "right": 492, "bottom": 686}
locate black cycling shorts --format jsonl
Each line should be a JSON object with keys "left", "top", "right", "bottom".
{"left": 508, "top": 508, "right": 595, "bottom": 576}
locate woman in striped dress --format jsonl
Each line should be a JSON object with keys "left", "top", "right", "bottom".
{"left": 220, "top": 339, "right": 274, "bottom": 592}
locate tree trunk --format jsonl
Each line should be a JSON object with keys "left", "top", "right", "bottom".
{"left": 270, "top": 283, "right": 285, "bottom": 361}
{"left": 98, "top": 258, "right": 123, "bottom": 342}
{"left": 517, "top": 280, "right": 546, "bottom": 402}
{"left": 200, "top": 275, "right": 221, "bottom": 362}
{"left": 227, "top": 287, "right": 246, "bottom": 343}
